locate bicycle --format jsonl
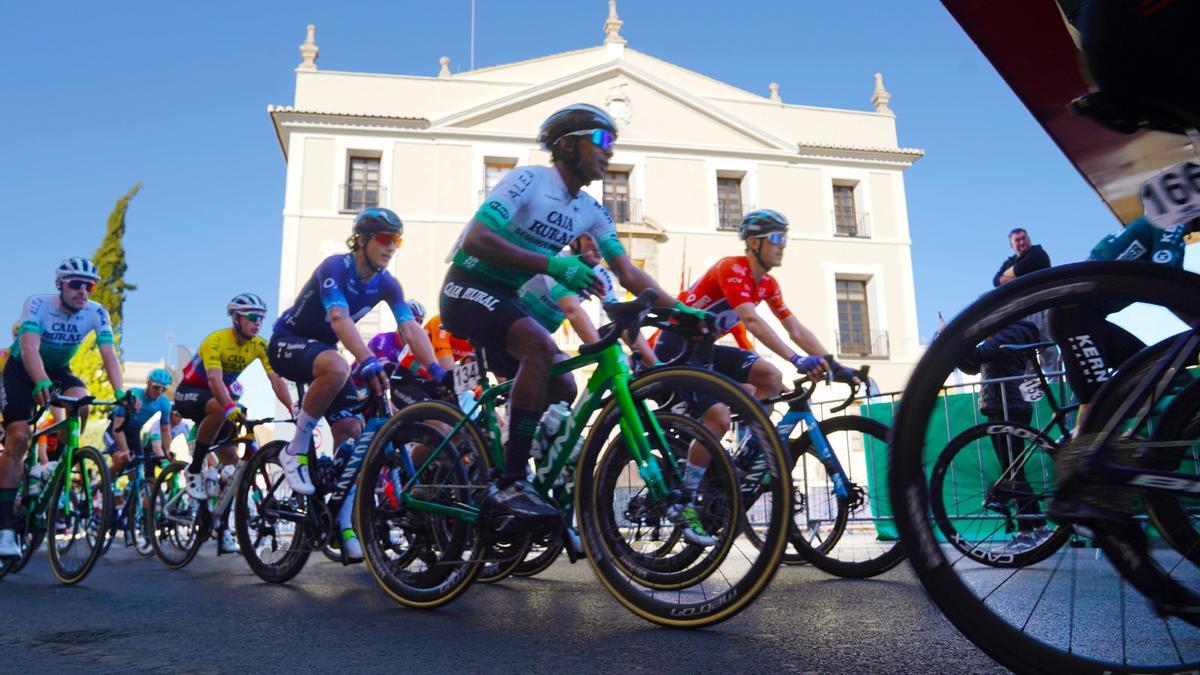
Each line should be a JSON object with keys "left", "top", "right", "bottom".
{"left": 745, "top": 368, "right": 903, "bottom": 578}
{"left": 353, "top": 291, "right": 793, "bottom": 627}
{"left": 150, "top": 416, "right": 282, "bottom": 570}
{"left": 0, "top": 393, "right": 114, "bottom": 584}
{"left": 929, "top": 341, "right": 1080, "bottom": 568}
{"left": 889, "top": 260, "right": 1200, "bottom": 673}
{"left": 100, "top": 439, "right": 169, "bottom": 561}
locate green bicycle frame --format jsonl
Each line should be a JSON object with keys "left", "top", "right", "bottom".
{"left": 399, "top": 342, "right": 676, "bottom": 524}
{"left": 22, "top": 408, "right": 100, "bottom": 525}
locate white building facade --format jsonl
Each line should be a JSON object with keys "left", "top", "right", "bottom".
{"left": 270, "top": 6, "right": 924, "bottom": 391}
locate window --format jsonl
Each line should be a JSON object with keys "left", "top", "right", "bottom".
{"left": 717, "top": 177, "right": 743, "bottom": 231}
{"left": 484, "top": 159, "right": 516, "bottom": 198}
{"left": 833, "top": 184, "right": 858, "bottom": 236}
{"left": 836, "top": 278, "right": 880, "bottom": 357}
{"left": 345, "top": 156, "right": 381, "bottom": 211}
{"left": 604, "top": 170, "right": 631, "bottom": 223}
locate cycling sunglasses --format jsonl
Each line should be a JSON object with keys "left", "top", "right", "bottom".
{"left": 754, "top": 231, "right": 788, "bottom": 246}
{"left": 373, "top": 232, "right": 403, "bottom": 246}
{"left": 239, "top": 312, "right": 264, "bottom": 323}
{"left": 565, "top": 128, "right": 616, "bottom": 151}
{"left": 63, "top": 279, "right": 95, "bottom": 292}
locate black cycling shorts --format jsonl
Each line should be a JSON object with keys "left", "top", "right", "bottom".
{"left": 2, "top": 358, "right": 85, "bottom": 425}
{"left": 1047, "top": 303, "right": 1145, "bottom": 404}
{"left": 172, "top": 384, "right": 238, "bottom": 440}
{"left": 654, "top": 332, "right": 760, "bottom": 415}
{"left": 439, "top": 267, "right": 534, "bottom": 379}
{"left": 267, "top": 333, "right": 360, "bottom": 424}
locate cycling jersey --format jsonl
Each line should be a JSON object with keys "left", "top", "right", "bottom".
{"left": 367, "top": 331, "right": 406, "bottom": 364}
{"left": 111, "top": 387, "right": 172, "bottom": 431}
{"left": 448, "top": 165, "right": 625, "bottom": 291}
{"left": 518, "top": 276, "right": 578, "bottom": 333}
{"left": 11, "top": 295, "right": 114, "bottom": 370}
{"left": 677, "top": 256, "right": 792, "bottom": 337}
{"left": 275, "top": 253, "right": 414, "bottom": 346}
{"left": 424, "top": 315, "right": 474, "bottom": 363}
{"left": 181, "top": 328, "right": 273, "bottom": 386}
{"left": 1088, "top": 215, "right": 1186, "bottom": 267}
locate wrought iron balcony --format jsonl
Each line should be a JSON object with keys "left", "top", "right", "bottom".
{"left": 833, "top": 211, "right": 871, "bottom": 238}
{"left": 835, "top": 329, "right": 889, "bottom": 358}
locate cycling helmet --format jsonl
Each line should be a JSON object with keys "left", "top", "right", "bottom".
{"left": 227, "top": 293, "right": 268, "bottom": 316}
{"left": 55, "top": 257, "right": 101, "bottom": 282}
{"left": 738, "top": 209, "right": 790, "bottom": 240}
{"left": 406, "top": 299, "right": 426, "bottom": 325}
{"left": 148, "top": 368, "right": 173, "bottom": 386}
{"left": 537, "top": 103, "right": 618, "bottom": 151}
{"left": 353, "top": 208, "right": 403, "bottom": 236}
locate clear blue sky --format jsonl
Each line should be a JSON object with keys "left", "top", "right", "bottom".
{"left": 1, "top": 1, "right": 1119, "bottom": 366}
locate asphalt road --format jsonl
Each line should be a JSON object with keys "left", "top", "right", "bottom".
{"left": 1, "top": 543, "right": 1003, "bottom": 674}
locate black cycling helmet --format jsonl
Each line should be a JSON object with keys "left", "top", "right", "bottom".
{"left": 537, "top": 103, "right": 618, "bottom": 151}
{"left": 738, "top": 209, "right": 790, "bottom": 240}
{"left": 353, "top": 207, "right": 403, "bottom": 236}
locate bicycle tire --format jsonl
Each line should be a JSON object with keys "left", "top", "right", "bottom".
{"left": 355, "top": 400, "right": 487, "bottom": 609}
{"left": 930, "top": 421, "right": 1070, "bottom": 568}
{"left": 577, "top": 366, "right": 789, "bottom": 628}
{"left": 890, "top": 261, "right": 1200, "bottom": 673}
{"left": 0, "top": 498, "right": 41, "bottom": 577}
{"left": 131, "top": 482, "right": 156, "bottom": 560}
{"left": 235, "top": 441, "right": 311, "bottom": 584}
{"left": 47, "top": 446, "right": 112, "bottom": 585}
{"left": 510, "top": 530, "right": 564, "bottom": 578}
{"left": 148, "top": 461, "right": 205, "bottom": 570}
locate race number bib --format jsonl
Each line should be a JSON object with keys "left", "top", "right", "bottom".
{"left": 1141, "top": 160, "right": 1200, "bottom": 229}
{"left": 452, "top": 360, "right": 481, "bottom": 395}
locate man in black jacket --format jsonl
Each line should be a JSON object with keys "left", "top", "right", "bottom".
{"left": 993, "top": 228, "right": 1051, "bottom": 287}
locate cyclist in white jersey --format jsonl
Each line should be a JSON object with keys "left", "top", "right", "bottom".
{"left": 0, "top": 257, "right": 128, "bottom": 556}
{"left": 440, "top": 103, "right": 707, "bottom": 530}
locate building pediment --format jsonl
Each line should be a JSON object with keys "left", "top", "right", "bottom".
{"left": 433, "top": 61, "right": 797, "bottom": 154}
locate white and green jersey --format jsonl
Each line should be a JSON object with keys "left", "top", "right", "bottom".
{"left": 12, "top": 295, "right": 114, "bottom": 371}
{"left": 449, "top": 165, "right": 626, "bottom": 291}
{"left": 518, "top": 266, "right": 622, "bottom": 334}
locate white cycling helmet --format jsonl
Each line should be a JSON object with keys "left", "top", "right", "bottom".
{"left": 227, "top": 293, "right": 268, "bottom": 316}
{"left": 407, "top": 299, "right": 426, "bottom": 325}
{"left": 56, "top": 257, "right": 101, "bottom": 282}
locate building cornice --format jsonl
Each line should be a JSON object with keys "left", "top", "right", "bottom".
{"left": 268, "top": 105, "right": 430, "bottom": 159}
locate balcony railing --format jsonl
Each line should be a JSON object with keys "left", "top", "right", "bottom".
{"left": 715, "top": 201, "right": 754, "bottom": 232}
{"left": 833, "top": 211, "right": 871, "bottom": 238}
{"left": 605, "top": 197, "right": 643, "bottom": 225}
{"left": 835, "top": 329, "right": 889, "bottom": 358}
{"left": 340, "top": 183, "right": 387, "bottom": 212}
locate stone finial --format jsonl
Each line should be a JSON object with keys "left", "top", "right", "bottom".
{"left": 871, "top": 72, "right": 893, "bottom": 115}
{"left": 438, "top": 56, "right": 451, "bottom": 78}
{"left": 768, "top": 82, "right": 781, "bottom": 103}
{"left": 298, "top": 24, "right": 319, "bottom": 71}
{"left": 604, "top": 0, "right": 626, "bottom": 44}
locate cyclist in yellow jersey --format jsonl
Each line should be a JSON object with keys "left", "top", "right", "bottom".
{"left": 174, "top": 293, "right": 295, "bottom": 499}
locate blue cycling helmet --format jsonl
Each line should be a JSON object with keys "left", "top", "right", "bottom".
{"left": 353, "top": 208, "right": 403, "bottom": 236}
{"left": 148, "top": 368, "right": 173, "bottom": 386}
{"left": 739, "top": 209, "right": 790, "bottom": 240}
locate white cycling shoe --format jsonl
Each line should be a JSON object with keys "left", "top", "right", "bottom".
{"left": 219, "top": 529, "right": 240, "bottom": 554}
{"left": 0, "top": 529, "right": 20, "bottom": 557}
{"left": 341, "top": 529, "right": 363, "bottom": 561}
{"left": 185, "top": 469, "right": 207, "bottom": 500}
{"left": 278, "top": 451, "right": 316, "bottom": 496}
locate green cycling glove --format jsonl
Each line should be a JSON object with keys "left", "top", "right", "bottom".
{"left": 32, "top": 380, "right": 53, "bottom": 397}
{"left": 546, "top": 255, "right": 596, "bottom": 293}
{"left": 673, "top": 302, "right": 710, "bottom": 323}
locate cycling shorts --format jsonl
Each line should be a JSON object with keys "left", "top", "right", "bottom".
{"left": 439, "top": 267, "right": 535, "bottom": 379}
{"left": 172, "top": 384, "right": 238, "bottom": 441}
{"left": 2, "top": 358, "right": 85, "bottom": 425}
{"left": 654, "top": 332, "right": 760, "bottom": 415}
{"left": 267, "top": 333, "right": 360, "bottom": 424}
{"left": 1047, "top": 303, "right": 1145, "bottom": 404}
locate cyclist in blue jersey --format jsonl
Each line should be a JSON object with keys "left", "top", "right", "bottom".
{"left": 0, "top": 257, "right": 128, "bottom": 556}
{"left": 105, "top": 368, "right": 175, "bottom": 477}
{"left": 270, "top": 208, "right": 449, "bottom": 535}
{"left": 1047, "top": 216, "right": 1197, "bottom": 429}
{"left": 440, "top": 103, "right": 706, "bottom": 531}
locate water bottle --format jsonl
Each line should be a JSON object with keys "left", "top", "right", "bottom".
{"left": 530, "top": 402, "right": 571, "bottom": 461}
{"left": 203, "top": 467, "right": 221, "bottom": 498}
{"left": 219, "top": 464, "right": 237, "bottom": 488}
{"left": 27, "top": 463, "right": 50, "bottom": 497}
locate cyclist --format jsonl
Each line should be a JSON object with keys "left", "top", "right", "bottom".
{"left": 175, "top": 294, "right": 295, "bottom": 500}
{"left": 652, "top": 210, "right": 849, "bottom": 542}
{"left": 0, "top": 257, "right": 127, "bottom": 556}
{"left": 440, "top": 102, "right": 703, "bottom": 533}
{"left": 105, "top": 368, "right": 175, "bottom": 478}
{"left": 143, "top": 408, "right": 193, "bottom": 460}
{"left": 424, "top": 313, "right": 475, "bottom": 371}
{"left": 363, "top": 299, "right": 428, "bottom": 368}
{"left": 270, "top": 207, "right": 447, "bottom": 559}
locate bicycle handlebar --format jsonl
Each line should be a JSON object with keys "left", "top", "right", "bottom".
{"left": 764, "top": 364, "right": 874, "bottom": 413}
{"left": 580, "top": 290, "right": 717, "bottom": 367}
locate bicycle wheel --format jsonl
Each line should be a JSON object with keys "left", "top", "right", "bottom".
{"left": 0, "top": 493, "right": 41, "bottom": 578}
{"left": 511, "top": 530, "right": 564, "bottom": 578}
{"left": 929, "top": 421, "right": 1071, "bottom": 569}
{"left": 578, "top": 366, "right": 789, "bottom": 628}
{"left": 148, "top": 461, "right": 205, "bottom": 569}
{"left": 355, "top": 401, "right": 487, "bottom": 608}
{"left": 131, "top": 482, "right": 156, "bottom": 560}
{"left": 890, "top": 261, "right": 1200, "bottom": 673}
{"left": 46, "top": 446, "right": 112, "bottom": 585}
{"left": 235, "top": 440, "right": 311, "bottom": 583}
{"left": 789, "top": 415, "right": 907, "bottom": 578}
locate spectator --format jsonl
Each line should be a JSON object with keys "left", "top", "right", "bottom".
{"left": 993, "top": 228, "right": 1051, "bottom": 287}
